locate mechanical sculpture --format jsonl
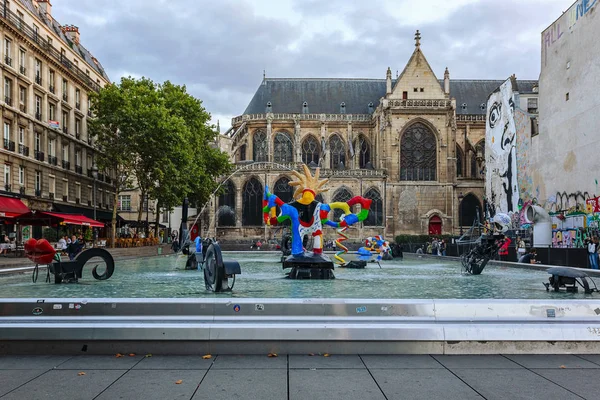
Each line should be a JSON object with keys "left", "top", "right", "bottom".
{"left": 182, "top": 238, "right": 241, "bottom": 292}
{"left": 461, "top": 213, "right": 511, "bottom": 275}
{"left": 25, "top": 238, "right": 115, "bottom": 284}
{"left": 263, "top": 164, "right": 372, "bottom": 279}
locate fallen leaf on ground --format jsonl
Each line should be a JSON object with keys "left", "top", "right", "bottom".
{"left": 268, "top": 353, "right": 278, "bottom": 357}
{"left": 308, "top": 353, "right": 315, "bottom": 356}
{"left": 145, "top": 354, "right": 153, "bottom": 358}
{"left": 202, "top": 354, "right": 212, "bottom": 359}
{"left": 128, "top": 353, "right": 136, "bottom": 357}
{"left": 115, "top": 353, "right": 124, "bottom": 358}
{"left": 323, "top": 353, "right": 330, "bottom": 357}
{"left": 175, "top": 380, "right": 183, "bottom": 384}
{"left": 78, "top": 372, "right": 86, "bottom": 376}
{"left": 560, "top": 365, "right": 566, "bottom": 369}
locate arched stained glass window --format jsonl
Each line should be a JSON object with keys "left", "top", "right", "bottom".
{"left": 456, "top": 144, "right": 464, "bottom": 178}
{"left": 273, "top": 132, "right": 293, "bottom": 163}
{"left": 355, "top": 135, "right": 371, "bottom": 169}
{"left": 460, "top": 193, "right": 481, "bottom": 227}
{"left": 363, "top": 188, "right": 383, "bottom": 226}
{"left": 253, "top": 130, "right": 268, "bottom": 162}
{"left": 302, "top": 135, "right": 320, "bottom": 166}
{"left": 242, "top": 178, "right": 263, "bottom": 226}
{"left": 329, "top": 134, "right": 346, "bottom": 169}
{"left": 331, "top": 187, "right": 353, "bottom": 222}
{"left": 217, "top": 180, "right": 236, "bottom": 226}
{"left": 400, "top": 123, "right": 436, "bottom": 181}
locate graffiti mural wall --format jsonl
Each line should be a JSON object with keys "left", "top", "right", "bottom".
{"left": 485, "top": 79, "right": 519, "bottom": 214}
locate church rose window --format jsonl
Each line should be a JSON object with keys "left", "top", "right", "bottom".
{"left": 329, "top": 134, "right": 346, "bottom": 169}
{"left": 273, "top": 132, "right": 293, "bottom": 163}
{"left": 363, "top": 188, "right": 383, "bottom": 226}
{"left": 400, "top": 122, "right": 436, "bottom": 181}
{"left": 302, "top": 135, "right": 320, "bottom": 166}
{"left": 242, "top": 177, "right": 263, "bottom": 226}
{"left": 218, "top": 180, "right": 236, "bottom": 226}
{"left": 253, "top": 130, "right": 268, "bottom": 162}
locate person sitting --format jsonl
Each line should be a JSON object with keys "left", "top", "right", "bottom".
{"left": 416, "top": 246, "right": 424, "bottom": 255}
{"left": 519, "top": 249, "right": 538, "bottom": 264}
{"left": 67, "top": 235, "right": 84, "bottom": 260}
{"left": 58, "top": 236, "right": 68, "bottom": 255}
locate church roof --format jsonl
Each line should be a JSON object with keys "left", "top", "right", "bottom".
{"left": 18, "top": 0, "right": 110, "bottom": 82}
{"left": 243, "top": 78, "right": 538, "bottom": 116}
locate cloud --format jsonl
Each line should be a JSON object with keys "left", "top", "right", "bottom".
{"left": 50, "top": 0, "right": 570, "bottom": 131}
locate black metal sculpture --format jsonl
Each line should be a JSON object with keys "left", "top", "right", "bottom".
{"left": 33, "top": 248, "right": 115, "bottom": 284}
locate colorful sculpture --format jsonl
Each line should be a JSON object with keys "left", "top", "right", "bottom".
{"left": 263, "top": 164, "right": 372, "bottom": 278}
{"left": 364, "top": 235, "right": 392, "bottom": 262}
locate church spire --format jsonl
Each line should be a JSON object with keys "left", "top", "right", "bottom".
{"left": 414, "top": 30, "right": 421, "bottom": 48}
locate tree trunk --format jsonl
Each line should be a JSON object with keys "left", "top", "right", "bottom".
{"left": 154, "top": 200, "right": 161, "bottom": 239}
{"left": 111, "top": 191, "right": 118, "bottom": 248}
{"left": 137, "top": 189, "right": 145, "bottom": 224}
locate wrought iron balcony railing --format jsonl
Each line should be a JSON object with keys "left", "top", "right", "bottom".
{"left": 34, "top": 150, "right": 44, "bottom": 161}
{"left": 3, "top": 139, "right": 15, "bottom": 152}
{"left": 18, "top": 144, "right": 29, "bottom": 156}
{"left": 62, "top": 160, "right": 70, "bottom": 170}
{"left": 48, "top": 155, "right": 57, "bottom": 166}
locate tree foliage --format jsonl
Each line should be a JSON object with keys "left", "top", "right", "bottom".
{"left": 89, "top": 77, "right": 232, "bottom": 245}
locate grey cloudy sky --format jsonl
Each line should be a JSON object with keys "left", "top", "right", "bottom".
{"left": 51, "top": 0, "right": 570, "bottom": 131}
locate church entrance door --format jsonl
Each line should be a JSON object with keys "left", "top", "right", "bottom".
{"left": 428, "top": 215, "right": 442, "bottom": 235}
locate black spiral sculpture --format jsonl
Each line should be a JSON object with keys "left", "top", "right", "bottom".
{"left": 49, "top": 248, "right": 115, "bottom": 284}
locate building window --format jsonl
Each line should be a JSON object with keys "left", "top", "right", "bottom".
{"left": 531, "top": 117, "right": 539, "bottom": 137}
{"left": 35, "top": 171, "right": 41, "bottom": 192}
{"left": 118, "top": 195, "right": 131, "bottom": 211}
{"left": 35, "top": 59, "right": 42, "bottom": 81}
{"left": 75, "top": 89, "right": 80, "bottom": 108}
{"left": 76, "top": 183, "right": 81, "bottom": 200}
{"left": 252, "top": 130, "right": 267, "bottom": 162}
{"left": 4, "top": 38, "right": 12, "bottom": 64}
{"left": 273, "top": 132, "right": 293, "bottom": 163}
{"left": 329, "top": 134, "right": 346, "bottom": 169}
{"left": 400, "top": 122, "right": 436, "bottom": 181}
{"left": 35, "top": 95, "right": 42, "bottom": 118}
{"left": 4, "top": 78, "right": 12, "bottom": 103}
{"left": 217, "top": 180, "right": 236, "bottom": 227}
{"left": 363, "top": 188, "right": 383, "bottom": 226}
{"left": 75, "top": 149, "right": 81, "bottom": 166}
{"left": 302, "top": 101, "right": 309, "bottom": 114}
{"left": 62, "top": 111, "right": 68, "bottom": 131}
{"left": 4, "top": 165, "right": 10, "bottom": 187}
{"left": 456, "top": 144, "right": 464, "bottom": 177}
{"left": 3, "top": 122, "right": 11, "bottom": 143}
{"left": 413, "top": 88, "right": 418, "bottom": 92}
{"left": 565, "top": 93, "right": 569, "bottom": 101}
{"left": 273, "top": 176, "right": 293, "bottom": 226}
{"left": 49, "top": 103, "right": 56, "bottom": 121}
{"left": 35, "top": 133, "right": 40, "bottom": 152}
{"left": 331, "top": 187, "right": 353, "bottom": 222}
{"left": 62, "top": 144, "right": 68, "bottom": 162}
{"left": 301, "top": 135, "right": 320, "bottom": 166}
{"left": 162, "top": 211, "right": 168, "bottom": 223}
{"left": 420, "top": 88, "right": 424, "bottom": 92}
{"left": 355, "top": 135, "right": 371, "bottom": 169}
{"left": 18, "top": 48, "right": 25, "bottom": 73}
{"left": 49, "top": 70, "right": 55, "bottom": 91}
{"left": 75, "top": 118, "right": 81, "bottom": 137}
{"left": 18, "top": 126, "right": 24, "bottom": 144}
{"left": 48, "top": 138, "right": 55, "bottom": 157}
{"left": 33, "top": 24, "right": 39, "bottom": 40}
{"left": 18, "top": 86, "right": 26, "bottom": 109}
{"left": 49, "top": 176, "right": 55, "bottom": 195}
{"left": 63, "top": 179, "right": 68, "bottom": 199}
{"left": 340, "top": 102, "right": 346, "bottom": 114}
{"left": 242, "top": 177, "right": 263, "bottom": 226}
{"left": 18, "top": 166, "right": 24, "bottom": 185}
{"left": 62, "top": 79, "right": 68, "bottom": 99}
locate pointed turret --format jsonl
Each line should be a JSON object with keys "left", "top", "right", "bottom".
{"left": 444, "top": 67, "right": 450, "bottom": 95}
{"left": 386, "top": 67, "right": 392, "bottom": 95}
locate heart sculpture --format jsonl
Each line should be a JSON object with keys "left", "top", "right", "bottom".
{"left": 24, "top": 238, "right": 57, "bottom": 265}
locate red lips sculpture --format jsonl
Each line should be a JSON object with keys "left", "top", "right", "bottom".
{"left": 24, "top": 238, "right": 57, "bottom": 265}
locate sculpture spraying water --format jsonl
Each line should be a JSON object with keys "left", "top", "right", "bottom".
{"left": 263, "top": 164, "right": 373, "bottom": 279}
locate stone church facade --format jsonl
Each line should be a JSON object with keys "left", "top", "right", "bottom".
{"left": 209, "top": 32, "right": 537, "bottom": 242}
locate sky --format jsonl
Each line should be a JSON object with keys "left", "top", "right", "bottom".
{"left": 50, "top": 0, "right": 571, "bottom": 132}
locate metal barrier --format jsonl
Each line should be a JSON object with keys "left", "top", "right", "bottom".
{"left": 1, "top": 298, "right": 600, "bottom": 354}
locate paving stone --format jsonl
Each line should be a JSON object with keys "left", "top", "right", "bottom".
{"left": 371, "top": 369, "right": 483, "bottom": 399}
{"left": 575, "top": 354, "right": 600, "bottom": 367}
{"left": 505, "top": 354, "right": 600, "bottom": 369}
{"left": 0, "top": 355, "right": 72, "bottom": 369}
{"left": 361, "top": 355, "right": 442, "bottom": 369}
{"left": 212, "top": 355, "right": 287, "bottom": 369}
{"left": 133, "top": 355, "right": 213, "bottom": 370}
{"left": 0, "top": 370, "right": 47, "bottom": 397}
{"left": 453, "top": 368, "right": 582, "bottom": 400}
{"left": 533, "top": 369, "right": 600, "bottom": 400}
{"left": 56, "top": 354, "right": 143, "bottom": 370}
{"left": 290, "top": 369, "right": 385, "bottom": 400}
{"left": 289, "top": 354, "right": 364, "bottom": 369}
{"left": 96, "top": 369, "right": 204, "bottom": 400}
{"left": 433, "top": 355, "right": 522, "bottom": 369}
{"left": 2, "top": 369, "right": 126, "bottom": 400}
{"left": 192, "top": 369, "right": 286, "bottom": 400}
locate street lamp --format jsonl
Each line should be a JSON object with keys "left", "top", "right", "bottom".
{"left": 458, "top": 192, "right": 464, "bottom": 236}
{"left": 91, "top": 163, "right": 98, "bottom": 246}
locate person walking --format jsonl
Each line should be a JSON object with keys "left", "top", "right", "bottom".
{"left": 588, "top": 238, "right": 598, "bottom": 270}
{"left": 517, "top": 236, "right": 526, "bottom": 261}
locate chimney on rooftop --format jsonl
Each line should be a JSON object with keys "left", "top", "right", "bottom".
{"left": 62, "top": 25, "right": 80, "bottom": 45}
{"left": 35, "top": 0, "right": 52, "bottom": 21}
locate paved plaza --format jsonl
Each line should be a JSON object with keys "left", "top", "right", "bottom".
{"left": 1, "top": 354, "right": 600, "bottom": 399}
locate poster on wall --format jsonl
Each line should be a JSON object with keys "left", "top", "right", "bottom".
{"left": 485, "top": 78, "right": 519, "bottom": 214}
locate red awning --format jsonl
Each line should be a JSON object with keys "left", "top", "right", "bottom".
{"left": 0, "top": 196, "right": 30, "bottom": 218}
{"left": 42, "top": 212, "right": 105, "bottom": 228}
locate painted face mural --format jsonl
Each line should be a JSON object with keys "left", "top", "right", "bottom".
{"left": 485, "top": 79, "right": 519, "bottom": 214}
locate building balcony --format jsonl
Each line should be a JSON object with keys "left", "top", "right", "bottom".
{"left": 19, "top": 65, "right": 26, "bottom": 75}
{"left": 35, "top": 189, "right": 41, "bottom": 197}
{"left": 19, "top": 104, "right": 26, "bottom": 113}
{"left": 62, "top": 160, "right": 70, "bottom": 170}
{"left": 48, "top": 155, "right": 57, "bottom": 166}
{"left": 4, "top": 96, "right": 12, "bottom": 107}
{"left": 18, "top": 144, "right": 29, "bottom": 156}
{"left": 3, "top": 139, "right": 15, "bottom": 152}
{"left": 75, "top": 165, "right": 83, "bottom": 174}
{"left": 4, "top": 56, "right": 12, "bottom": 67}
{"left": 35, "top": 75, "right": 42, "bottom": 85}
{"left": 49, "top": 85, "right": 55, "bottom": 94}
{"left": 34, "top": 150, "right": 44, "bottom": 162}
{"left": 4, "top": 184, "right": 11, "bottom": 192}
{"left": 35, "top": 112, "right": 42, "bottom": 121}
{"left": 62, "top": 94, "right": 68, "bottom": 102}
{"left": 76, "top": 102, "right": 81, "bottom": 110}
